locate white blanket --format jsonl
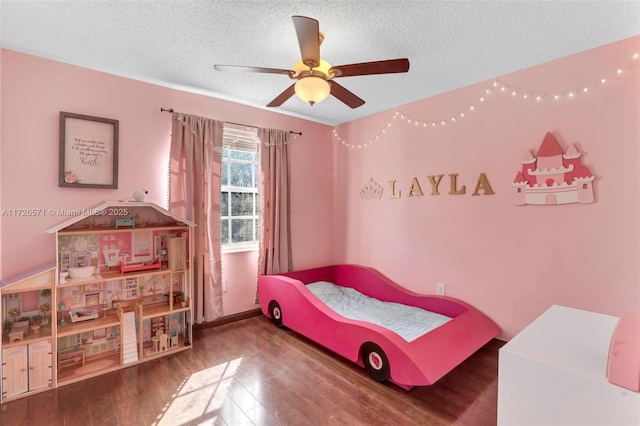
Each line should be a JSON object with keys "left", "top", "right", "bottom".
{"left": 306, "top": 281, "right": 451, "bottom": 342}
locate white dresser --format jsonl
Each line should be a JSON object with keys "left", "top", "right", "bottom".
{"left": 498, "top": 305, "right": 640, "bottom": 425}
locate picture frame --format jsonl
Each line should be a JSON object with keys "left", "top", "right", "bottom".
{"left": 126, "top": 288, "right": 139, "bottom": 300}
{"left": 92, "top": 328, "right": 106, "bottom": 340}
{"left": 125, "top": 276, "right": 139, "bottom": 300}
{"left": 84, "top": 292, "right": 102, "bottom": 307}
{"left": 60, "top": 288, "right": 83, "bottom": 309}
{"left": 82, "top": 282, "right": 103, "bottom": 293}
{"left": 59, "top": 111, "right": 119, "bottom": 189}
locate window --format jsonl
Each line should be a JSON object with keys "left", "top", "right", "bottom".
{"left": 220, "top": 127, "right": 259, "bottom": 251}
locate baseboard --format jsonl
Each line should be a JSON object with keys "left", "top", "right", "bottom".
{"left": 193, "top": 308, "right": 262, "bottom": 330}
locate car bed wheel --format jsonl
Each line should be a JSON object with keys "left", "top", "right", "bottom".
{"left": 361, "top": 342, "right": 390, "bottom": 382}
{"left": 268, "top": 301, "right": 284, "bottom": 328}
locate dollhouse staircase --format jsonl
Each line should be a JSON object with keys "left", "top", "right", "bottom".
{"left": 121, "top": 312, "right": 138, "bottom": 364}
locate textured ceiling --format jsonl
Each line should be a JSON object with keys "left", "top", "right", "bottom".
{"left": 1, "top": 1, "right": 638, "bottom": 125}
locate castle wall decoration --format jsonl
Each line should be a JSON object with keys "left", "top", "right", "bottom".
{"left": 513, "top": 132, "right": 595, "bottom": 206}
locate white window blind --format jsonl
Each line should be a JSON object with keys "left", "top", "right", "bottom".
{"left": 220, "top": 126, "right": 260, "bottom": 251}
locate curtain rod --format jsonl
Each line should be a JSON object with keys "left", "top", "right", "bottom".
{"left": 160, "top": 107, "right": 302, "bottom": 136}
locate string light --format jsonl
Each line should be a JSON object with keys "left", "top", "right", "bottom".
{"left": 334, "top": 52, "right": 638, "bottom": 149}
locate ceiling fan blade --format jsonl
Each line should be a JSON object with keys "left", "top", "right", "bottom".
{"left": 330, "top": 81, "right": 365, "bottom": 109}
{"left": 267, "top": 84, "right": 296, "bottom": 107}
{"left": 214, "top": 64, "right": 293, "bottom": 76}
{"left": 330, "top": 58, "right": 410, "bottom": 78}
{"left": 292, "top": 15, "right": 321, "bottom": 67}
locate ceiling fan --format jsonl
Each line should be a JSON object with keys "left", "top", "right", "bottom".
{"left": 214, "top": 15, "right": 410, "bottom": 109}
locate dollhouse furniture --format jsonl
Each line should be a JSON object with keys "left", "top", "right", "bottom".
{"left": 151, "top": 335, "right": 161, "bottom": 352}
{"left": 119, "top": 259, "right": 161, "bottom": 274}
{"left": 497, "top": 305, "right": 640, "bottom": 425}
{"left": 259, "top": 264, "right": 500, "bottom": 389}
{"left": 9, "top": 321, "right": 29, "bottom": 343}
{"left": 0, "top": 202, "right": 195, "bottom": 404}
{"left": 57, "top": 348, "right": 85, "bottom": 371}
{"left": 159, "top": 333, "right": 168, "bottom": 351}
{"left": 115, "top": 218, "right": 135, "bottom": 229}
{"left": 170, "top": 333, "right": 179, "bottom": 348}
{"left": 69, "top": 308, "right": 99, "bottom": 323}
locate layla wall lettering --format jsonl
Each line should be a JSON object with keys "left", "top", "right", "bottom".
{"left": 59, "top": 112, "right": 119, "bottom": 189}
{"left": 512, "top": 132, "right": 594, "bottom": 205}
{"left": 388, "top": 173, "right": 495, "bottom": 199}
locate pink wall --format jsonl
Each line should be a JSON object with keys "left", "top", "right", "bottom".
{"left": 2, "top": 36, "right": 638, "bottom": 335}
{"left": 0, "top": 50, "right": 335, "bottom": 318}
{"left": 0, "top": 49, "right": 3, "bottom": 276}
{"left": 221, "top": 250, "right": 260, "bottom": 314}
{"left": 333, "top": 36, "right": 640, "bottom": 339}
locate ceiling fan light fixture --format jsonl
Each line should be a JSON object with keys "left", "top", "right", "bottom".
{"left": 295, "top": 76, "right": 330, "bottom": 105}
{"left": 214, "top": 16, "right": 409, "bottom": 109}
{"left": 293, "top": 59, "right": 333, "bottom": 77}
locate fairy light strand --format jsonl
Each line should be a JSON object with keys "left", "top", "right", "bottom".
{"left": 333, "top": 52, "right": 639, "bottom": 149}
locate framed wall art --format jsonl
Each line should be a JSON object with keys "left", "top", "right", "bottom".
{"left": 82, "top": 282, "right": 103, "bottom": 293}
{"left": 125, "top": 276, "right": 139, "bottom": 299}
{"left": 59, "top": 111, "right": 119, "bottom": 189}
{"left": 92, "top": 328, "right": 107, "bottom": 340}
{"left": 84, "top": 292, "right": 102, "bottom": 307}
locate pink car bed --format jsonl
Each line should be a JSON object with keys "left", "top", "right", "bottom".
{"left": 259, "top": 264, "right": 500, "bottom": 390}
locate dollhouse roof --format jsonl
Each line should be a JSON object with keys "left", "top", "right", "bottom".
{"left": 45, "top": 201, "right": 196, "bottom": 233}
{"left": 0, "top": 262, "right": 56, "bottom": 290}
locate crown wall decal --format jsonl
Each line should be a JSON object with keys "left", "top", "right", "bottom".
{"left": 359, "top": 178, "right": 384, "bottom": 199}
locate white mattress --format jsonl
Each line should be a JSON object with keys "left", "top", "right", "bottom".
{"left": 307, "top": 281, "right": 451, "bottom": 342}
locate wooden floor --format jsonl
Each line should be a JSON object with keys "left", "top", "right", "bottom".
{"left": 1, "top": 316, "right": 503, "bottom": 425}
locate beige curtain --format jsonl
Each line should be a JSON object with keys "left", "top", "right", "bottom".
{"left": 258, "top": 128, "right": 293, "bottom": 276}
{"left": 169, "top": 113, "right": 223, "bottom": 323}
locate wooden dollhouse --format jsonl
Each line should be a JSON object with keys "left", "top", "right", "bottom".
{"left": 0, "top": 264, "right": 56, "bottom": 400}
{"left": 0, "top": 202, "right": 195, "bottom": 403}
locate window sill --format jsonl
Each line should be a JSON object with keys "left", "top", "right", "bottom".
{"left": 222, "top": 245, "right": 258, "bottom": 254}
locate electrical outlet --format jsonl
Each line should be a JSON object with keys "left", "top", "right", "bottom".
{"left": 436, "top": 282, "right": 446, "bottom": 296}
{"left": 222, "top": 279, "right": 228, "bottom": 293}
